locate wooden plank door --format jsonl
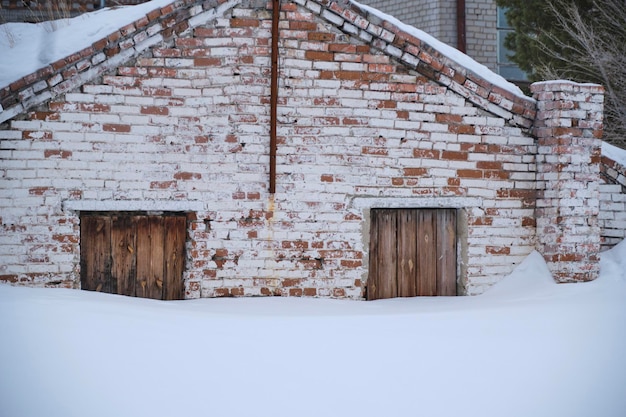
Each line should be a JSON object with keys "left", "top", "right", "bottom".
{"left": 81, "top": 213, "right": 186, "bottom": 300}
{"left": 367, "top": 208, "right": 457, "bottom": 300}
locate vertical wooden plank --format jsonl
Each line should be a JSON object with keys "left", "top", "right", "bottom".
{"left": 417, "top": 209, "right": 437, "bottom": 296}
{"left": 149, "top": 217, "right": 165, "bottom": 299}
{"left": 135, "top": 216, "right": 151, "bottom": 299}
{"left": 136, "top": 216, "right": 166, "bottom": 300}
{"left": 111, "top": 215, "right": 137, "bottom": 297}
{"left": 397, "top": 209, "right": 418, "bottom": 297}
{"left": 163, "top": 215, "right": 186, "bottom": 300}
{"left": 80, "top": 214, "right": 111, "bottom": 293}
{"left": 436, "top": 209, "right": 457, "bottom": 296}
{"left": 378, "top": 209, "right": 398, "bottom": 299}
{"left": 367, "top": 210, "right": 381, "bottom": 300}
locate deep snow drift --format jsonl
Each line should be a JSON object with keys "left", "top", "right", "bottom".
{"left": 1, "top": 243, "right": 625, "bottom": 417}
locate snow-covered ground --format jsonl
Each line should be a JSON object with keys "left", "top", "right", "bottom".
{"left": 1, "top": 244, "right": 625, "bottom": 417}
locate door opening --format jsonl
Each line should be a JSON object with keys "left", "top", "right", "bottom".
{"left": 367, "top": 208, "right": 457, "bottom": 300}
{"left": 80, "top": 212, "right": 186, "bottom": 300}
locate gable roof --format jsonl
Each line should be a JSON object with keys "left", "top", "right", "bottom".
{"left": 0, "top": 0, "right": 536, "bottom": 127}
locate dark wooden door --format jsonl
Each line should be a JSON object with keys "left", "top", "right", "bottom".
{"left": 80, "top": 213, "right": 186, "bottom": 300}
{"left": 368, "top": 208, "right": 457, "bottom": 300}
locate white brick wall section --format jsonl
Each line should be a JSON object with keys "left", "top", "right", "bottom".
{"left": 0, "top": 2, "right": 546, "bottom": 297}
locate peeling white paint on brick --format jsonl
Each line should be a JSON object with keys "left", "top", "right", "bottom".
{"left": 0, "top": 0, "right": 620, "bottom": 299}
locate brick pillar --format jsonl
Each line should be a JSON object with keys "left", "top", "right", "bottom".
{"left": 531, "top": 81, "right": 604, "bottom": 282}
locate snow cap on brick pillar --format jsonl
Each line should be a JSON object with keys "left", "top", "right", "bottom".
{"left": 531, "top": 80, "right": 604, "bottom": 283}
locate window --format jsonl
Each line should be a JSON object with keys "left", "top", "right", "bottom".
{"left": 497, "top": 7, "right": 528, "bottom": 82}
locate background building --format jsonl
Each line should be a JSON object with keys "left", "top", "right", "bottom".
{"left": 358, "top": 0, "right": 527, "bottom": 83}
{"left": 0, "top": 0, "right": 149, "bottom": 23}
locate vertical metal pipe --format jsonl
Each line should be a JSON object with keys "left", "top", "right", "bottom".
{"left": 456, "top": 0, "right": 466, "bottom": 53}
{"left": 269, "top": 0, "right": 280, "bottom": 194}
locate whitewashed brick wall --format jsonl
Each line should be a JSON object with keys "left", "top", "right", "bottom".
{"left": 0, "top": 0, "right": 612, "bottom": 298}
{"left": 600, "top": 156, "right": 626, "bottom": 249}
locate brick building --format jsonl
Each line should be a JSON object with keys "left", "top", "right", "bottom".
{"left": 0, "top": 0, "right": 623, "bottom": 300}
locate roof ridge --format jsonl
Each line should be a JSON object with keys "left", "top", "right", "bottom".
{"left": 1, "top": 0, "right": 537, "bottom": 127}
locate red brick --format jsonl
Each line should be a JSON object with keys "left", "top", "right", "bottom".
{"left": 442, "top": 151, "right": 468, "bottom": 161}
{"left": 436, "top": 114, "right": 463, "bottom": 123}
{"left": 141, "top": 106, "right": 169, "bottom": 115}
{"left": 282, "top": 278, "right": 302, "bottom": 287}
{"left": 289, "top": 288, "right": 303, "bottom": 296}
{"left": 44, "top": 150, "right": 72, "bottom": 159}
{"left": 194, "top": 57, "right": 222, "bottom": 67}
{"left": 305, "top": 51, "right": 334, "bottom": 61}
{"left": 174, "top": 172, "right": 201, "bottom": 180}
{"left": 340, "top": 260, "right": 362, "bottom": 268}
{"left": 476, "top": 161, "right": 502, "bottom": 170}
{"left": 0, "top": 275, "right": 18, "bottom": 283}
{"left": 290, "top": 21, "right": 317, "bottom": 30}
{"left": 308, "top": 33, "right": 335, "bottom": 42}
{"left": 231, "top": 18, "right": 259, "bottom": 27}
{"left": 230, "top": 287, "right": 244, "bottom": 296}
{"left": 103, "top": 124, "right": 131, "bottom": 133}
{"left": 403, "top": 168, "right": 427, "bottom": 176}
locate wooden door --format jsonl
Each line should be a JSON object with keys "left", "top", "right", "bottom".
{"left": 368, "top": 208, "right": 457, "bottom": 300}
{"left": 80, "top": 213, "right": 186, "bottom": 300}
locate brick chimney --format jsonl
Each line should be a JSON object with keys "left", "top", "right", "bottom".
{"left": 532, "top": 81, "right": 604, "bottom": 282}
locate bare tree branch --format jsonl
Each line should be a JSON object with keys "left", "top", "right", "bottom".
{"left": 534, "top": 0, "right": 626, "bottom": 146}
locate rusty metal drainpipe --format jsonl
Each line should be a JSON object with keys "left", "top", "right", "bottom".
{"left": 269, "top": 0, "right": 280, "bottom": 194}
{"left": 456, "top": 0, "right": 466, "bottom": 53}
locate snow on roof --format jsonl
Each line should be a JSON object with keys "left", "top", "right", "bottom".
{"left": 602, "top": 141, "right": 626, "bottom": 167}
{"left": 349, "top": 0, "right": 528, "bottom": 99}
{"left": 0, "top": 0, "right": 176, "bottom": 89}
{"left": 0, "top": 0, "right": 529, "bottom": 101}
